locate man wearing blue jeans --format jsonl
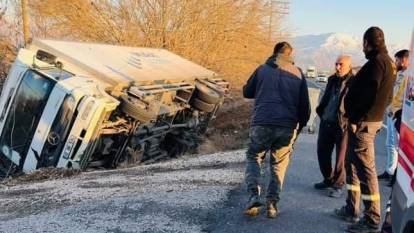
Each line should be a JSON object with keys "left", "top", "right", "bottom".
{"left": 243, "top": 42, "right": 310, "bottom": 218}
{"left": 378, "top": 49, "right": 410, "bottom": 184}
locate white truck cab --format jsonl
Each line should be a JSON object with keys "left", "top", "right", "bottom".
{"left": 0, "top": 39, "right": 228, "bottom": 176}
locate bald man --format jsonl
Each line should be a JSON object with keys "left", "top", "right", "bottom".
{"left": 314, "top": 55, "right": 354, "bottom": 198}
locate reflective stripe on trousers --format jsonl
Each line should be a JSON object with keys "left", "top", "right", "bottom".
{"left": 346, "top": 184, "right": 360, "bottom": 192}
{"left": 361, "top": 193, "right": 380, "bottom": 202}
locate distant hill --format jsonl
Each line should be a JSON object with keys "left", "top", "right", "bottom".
{"left": 291, "top": 32, "right": 406, "bottom": 72}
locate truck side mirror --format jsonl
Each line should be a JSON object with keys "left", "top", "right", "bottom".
{"left": 36, "top": 50, "right": 57, "bottom": 65}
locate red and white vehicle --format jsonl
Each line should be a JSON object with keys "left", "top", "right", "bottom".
{"left": 392, "top": 30, "right": 414, "bottom": 233}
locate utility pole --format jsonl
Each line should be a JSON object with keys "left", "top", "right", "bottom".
{"left": 268, "top": 0, "right": 290, "bottom": 41}
{"left": 21, "top": 0, "right": 30, "bottom": 46}
{"left": 268, "top": 0, "right": 273, "bottom": 41}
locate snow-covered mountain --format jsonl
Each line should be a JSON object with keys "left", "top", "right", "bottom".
{"left": 292, "top": 33, "right": 406, "bottom": 72}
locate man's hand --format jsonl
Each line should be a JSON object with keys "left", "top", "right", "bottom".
{"left": 350, "top": 124, "right": 357, "bottom": 133}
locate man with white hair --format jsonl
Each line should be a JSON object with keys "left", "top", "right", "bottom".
{"left": 314, "top": 55, "right": 354, "bottom": 198}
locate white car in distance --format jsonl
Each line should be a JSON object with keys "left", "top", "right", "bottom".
{"left": 315, "top": 74, "right": 328, "bottom": 82}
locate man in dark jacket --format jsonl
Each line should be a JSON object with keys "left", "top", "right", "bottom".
{"left": 314, "top": 55, "right": 353, "bottom": 198}
{"left": 334, "top": 27, "right": 396, "bottom": 233}
{"left": 242, "top": 42, "right": 310, "bottom": 218}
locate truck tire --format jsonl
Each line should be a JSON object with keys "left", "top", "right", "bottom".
{"left": 195, "top": 83, "right": 221, "bottom": 104}
{"left": 120, "top": 95, "right": 157, "bottom": 123}
{"left": 162, "top": 129, "right": 202, "bottom": 158}
{"left": 192, "top": 98, "right": 216, "bottom": 112}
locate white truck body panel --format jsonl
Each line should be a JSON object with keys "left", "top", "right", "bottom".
{"left": 56, "top": 94, "right": 118, "bottom": 169}
{"left": 23, "top": 77, "right": 118, "bottom": 172}
{"left": 29, "top": 39, "right": 217, "bottom": 86}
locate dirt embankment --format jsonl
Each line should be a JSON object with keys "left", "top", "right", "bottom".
{"left": 198, "top": 90, "right": 252, "bottom": 154}
{"left": 0, "top": 168, "right": 81, "bottom": 187}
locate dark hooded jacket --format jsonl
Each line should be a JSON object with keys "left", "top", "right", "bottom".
{"left": 344, "top": 49, "right": 396, "bottom": 124}
{"left": 243, "top": 55, "right": 311, "bottom": 130}
{"left": 316, "top": 72, "right": 353, "bottom": 127}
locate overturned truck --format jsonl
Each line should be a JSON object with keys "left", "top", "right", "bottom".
{"left": 0, "top": 39, "right": 229, "bottom": 177}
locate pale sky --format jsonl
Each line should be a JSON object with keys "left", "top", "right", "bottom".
{"left": 289, "top": 0, "right": 414, "bottom": 46}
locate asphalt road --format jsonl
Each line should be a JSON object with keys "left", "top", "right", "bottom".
{"left": 0, "top": 127, "right": 391, "bottom": 233}
{"left": 207, "top": 130, "right": 391, "bottom": 233}
{"left": 0, "top": 78, "right": 392, "bottom": 233}
{"left": 207, "top": 78, "right": 391, "bottom": 233}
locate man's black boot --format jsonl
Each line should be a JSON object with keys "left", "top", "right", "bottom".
{"left": 377, "top": 171, "right": 391, "bottom": 181}
{"left": 333, "top": 206, "right": 359, "bottom": 223}
{"left": 314, "top": 180, "right": 332, "bottom": 190}
{"left": 347, "top": 218, "right": 379, "bottom": 233}
{"left": 328, "top": 188, "right": 343, "bottom": 198}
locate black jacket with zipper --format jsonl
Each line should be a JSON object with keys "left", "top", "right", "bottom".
{"left": 316, "top": 72, "right": 353, "bottom": 126}
{"left": 344, "top": 49, "right": 396, "bottom": 124}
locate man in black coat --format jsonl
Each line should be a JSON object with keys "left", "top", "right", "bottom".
{"left": 334, "top": 27, "right": 396, "bottom": 233}
{"left": 314, "top": 55, "right": 353, "bottom": 198}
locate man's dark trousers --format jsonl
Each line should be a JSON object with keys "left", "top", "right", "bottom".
{"left": 345, "top": 121, "right": 382, "bottom": 225}
{"left": 317, "top": 120, "right": 347, "bottom": 188}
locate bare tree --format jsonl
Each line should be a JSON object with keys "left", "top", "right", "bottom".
{"left": 21, "top": 0, "right": 29, "bottom": 45}
{"left": 2, "top": 0, "right": 290, "bottom": 86}
{"left": 0, "top": 0, "right": 20, "bottom": 84}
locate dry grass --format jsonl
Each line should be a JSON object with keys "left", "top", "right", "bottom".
{"left": 27, "top": 0, "right": 289, "bottom": 85}
{"left": 0, "top": 167, "right": 81, "bottom": 186}
{"left": 0, "top": 0, "right": 290, "bottom": 87}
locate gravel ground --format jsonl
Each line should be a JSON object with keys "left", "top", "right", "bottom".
{"left": 0, "top": 150, "right": 246, "bottom": 233}
{"left": 0, "top": 126, "right": 391, "bottom": 233}
{"left": 208, "top": 129, "right": 391, "bottom": 233}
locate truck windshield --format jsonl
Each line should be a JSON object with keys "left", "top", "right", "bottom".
{"left": 0, "top": 69, "right": 55, "bottom": 167}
